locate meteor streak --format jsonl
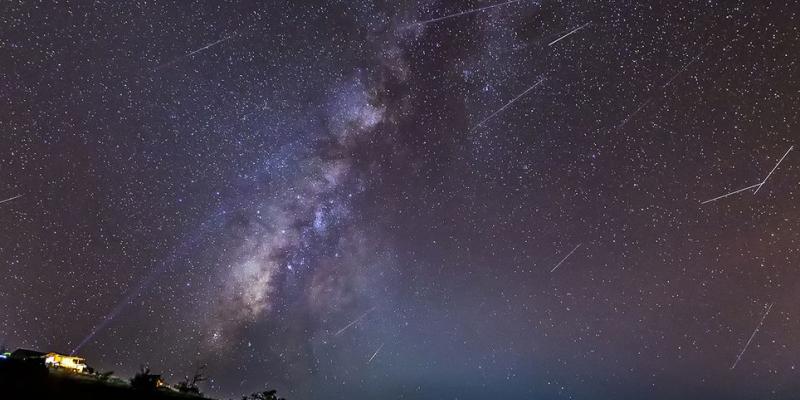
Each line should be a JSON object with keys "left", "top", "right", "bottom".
{"left": 413, "top": 0, "right": 527, "bottom": 26}
{"left": 335, "top": 307, "right": 376, "bottom": 336}
{"left": 661, "top": 46, "right": 705, "bottom": 91}
{"left": 753, "top": 145, "right": 793, "bottom": 194}
{"left": 471, "top": 78, "right": 546, "bottom": 131}
{"left": 0, "top": 194, "right": 22, "bottom": 205}
{"left": 651, "top": 121, "right": 679, "bottom": 135}
{"left": 730, "top": 302, "right": 774, "bottom": 370}
{"left": 367, "top": 343, "right": 384, "bottom": 364}
{"left": 153, "top": 35, "right": 232, "bottom": 70}
{"left": 616, "top": 97, "right": 653, "bottom": 131}
{"left": 548, "top": 22, "right": 591, "bottom": 46}
{"left": 617, "top": 42, "right": 706, "bottom": 130}
{"left": 700, "top": 182, "right": 762, "bottom": 205}
{"left": 700, "top": 145, "right": 794, "bottom": 204}
{"left": 551, "top": 243, "right": 582, "bottom": 273}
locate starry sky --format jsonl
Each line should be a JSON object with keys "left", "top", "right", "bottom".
{"left": 1, "top": 1, "right": 799, "bottom": 399}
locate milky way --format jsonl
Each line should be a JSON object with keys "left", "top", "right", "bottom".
{"left": 2, "top": 1, "right": 800, "bottom": 400}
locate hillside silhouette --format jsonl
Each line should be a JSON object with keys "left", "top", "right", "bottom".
{"left": 0, "top": 351, "right": 286, "bottom": 400}
{"left": 0, "top": 356, "right": 215, "bottom": 400}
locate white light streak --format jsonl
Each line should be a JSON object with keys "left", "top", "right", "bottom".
{"left": 548, "top": 22, "right": 591, "bottom": 46}
{"left": 730, "top": 302, "right": 774, "bottom": 370}
{"left": 551, "top": 243, "right": 582, "bottom": 273}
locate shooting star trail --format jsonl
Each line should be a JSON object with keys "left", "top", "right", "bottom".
{"left": 153, "top": 35, "right": 232, "bottom": 71}
{"left": 616, "top": 43, "right": 706, "bottom": 131}
{"left": 471, "top": 78, "right": 546, "bottom": 131}
{"left": 367, "top": 343, "right": 385, "bottom": 364}
{"left": 551, "top": 243, "right": 582, "bottom": 273}
{"left": 700, "top": 182, "right": 762, "bottom": 205}
{"left": 413, "top": 0, "right": 526, "bottom": 26}
{"left": 0, "top": 194, "right": 22, "bottom": 206}
{"left": 701, "top": 146, "right": 794, "bottom": 204}
{"left": 651, "top": 121, "right": 679, "bottom": 136}
{"left": 661, "top": 46, "right": 705, "bottom": 91}
{"left": 753, "top": 145, "right": 793, "bottom": 194}
{"left": 335, "top": 307, "right": 376, "bottom": 336}
{"left": 730, "top": 302, "right": 774, "bottom": 370}
{"left": 617, "top": 97, "right": 653, "bottom": 131}
{"left": 548, "top": 22, "right": 591, "bottom": 46}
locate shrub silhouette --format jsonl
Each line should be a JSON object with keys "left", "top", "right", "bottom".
{"left": 130, "top": 366, "right": 163, "bottom": 391}
{"left": 92, "top": 369, "right": 114, "bottom": 381}
{"left": 241, "top": 389, "right": 285, "bottom": 400}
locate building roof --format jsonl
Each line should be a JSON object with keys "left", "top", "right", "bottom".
{"left": 10, "top": 349, "right": 47, "bottom": 359}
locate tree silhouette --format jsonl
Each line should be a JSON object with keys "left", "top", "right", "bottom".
{"left": 175, "top": 364, "right": 207, "bottom": 395}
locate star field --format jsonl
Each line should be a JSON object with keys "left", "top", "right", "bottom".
{"left": 1, "top": 1, "right": 799, "bottom": 399}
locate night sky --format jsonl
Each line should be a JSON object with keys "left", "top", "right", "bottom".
{"left": 1, "top": 1, "right": 799, "bottom": 399}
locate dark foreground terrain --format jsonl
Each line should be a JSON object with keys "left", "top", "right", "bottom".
{"left": 0, "top": 358, "right": 212, "bottom": 400}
